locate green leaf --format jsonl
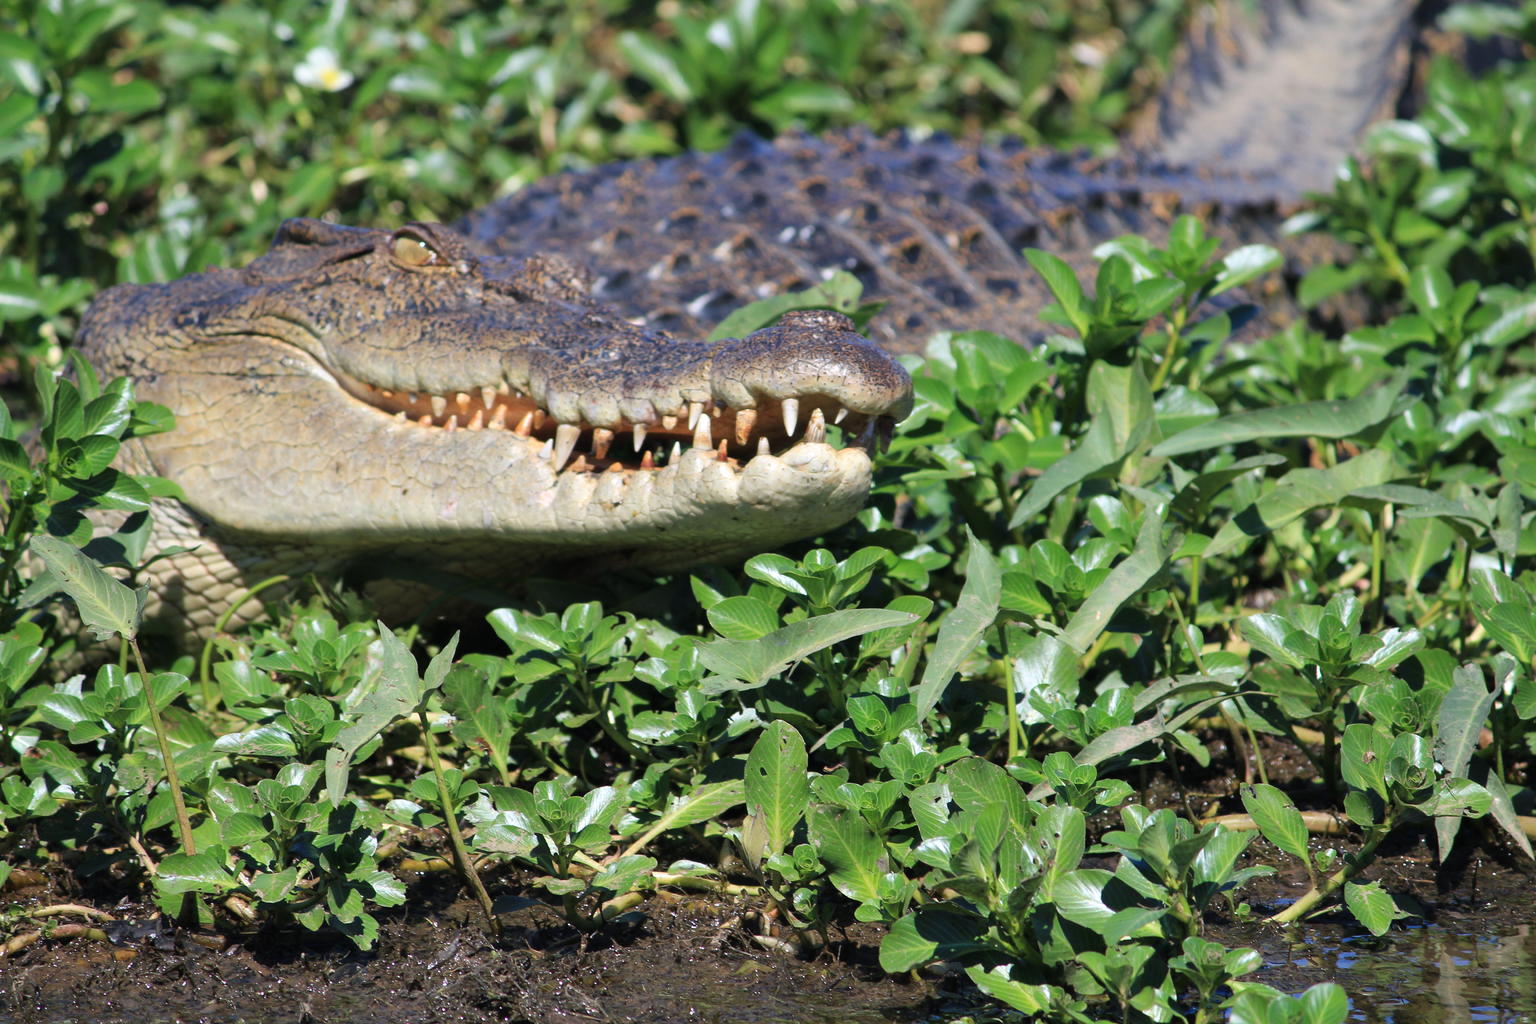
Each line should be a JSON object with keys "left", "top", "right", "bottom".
{"left": 706, "top": 595, "right": 780, "bottom": 640}
{"left": 27, "top": 534, "right": 145, "bottom": 640}
{"left": 1239, "top": 784, "right": 1311, "bottom": 865}
{"left": 807, "top": 804, "right": 885, "bottom": 905}
{"left": 1152, "top": 374, "right": 1408, "bottom": 457}
{"left": 1024, "top": 249, "right": 1089, "bottom": 336}
{"left": 623, "top": 780, "right": 744, "bottom": 858}
{"left": 1205, "top": 449, "right": 1397, "bottom": 559}
{"left": 913, "top": 531, "right": 999, "bottom": 721}
{"left": 615, "top": 31, "right": 693, "bottom": 102}
{"left": 1343, "top": 879, "right": 1403, "bottom": 936}
{"left": 324, "top": 626, "right": 457, "bottom": 803}
{"left": 879, "top": 904, "right": 989, "bottom": 972}
{"left": 155, "top": 849, "right": 236, "bottom": 895}
{"left": 698, "top": 608, "right": 916, "bottom": 690}
{"left": 1211, "top": 245, "right": 1283, "bottom": 296}
{"left": 741, "top": 720, "right": 809, "bottom": 866}
{"left": 1061, "top": 506, "right": 1171, "bottom": 653}
{"left": 964, "top": 966, "right": 1057, "bottom": 1014}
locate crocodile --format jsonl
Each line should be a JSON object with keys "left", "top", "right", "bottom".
{"left": 74, "top": 0, "right": 1422, "bottom": 637}
{"left": 77, "top": 219, "right": 912, "bottom": 637}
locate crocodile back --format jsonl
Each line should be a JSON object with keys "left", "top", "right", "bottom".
{"left": 463, "top": 130, "right": 1298, "bottom": 351}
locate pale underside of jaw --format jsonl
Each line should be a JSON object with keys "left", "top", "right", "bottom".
{"left": 333, "top": 372, "right": 898, "bottom": 477}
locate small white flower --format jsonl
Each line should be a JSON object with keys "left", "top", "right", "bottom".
{"left": 294, "top": 46, "right": 354, "bottom": 92}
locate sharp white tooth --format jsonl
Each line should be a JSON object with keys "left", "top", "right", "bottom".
{"left": 497, "top": 381, "right": 511, "bottom": 395}
{"left": 782, "top": 398, "right": 799, "bottom": 437}
{"left": 734, "top": 408, "right": 757, "bottom": 445}
{"left": 445, "top": 414, "right": 460, "bottom": 432}
{"left": 670, "top": 441, "right": 682, "bottom": 463}
{"left": 661, "top": 414, "right": 678, "bottom": 430}
{"left": 592, "top": 427, "right": 614, "bottom": 460}
{"left": 467, "top": 409, "right": 484, "bottom": 430}
{"left": 554, "top": 423, "right": 581, "bottom": 468}
{"left": 692, "top": 413, "right": 712, "bottom": 450}
{"left": 481, "top": 387, "right": 497, "bottom": 409}
{"left": 834, "top": 406, "right": 848, "bottom": 425}
{"left": 455, "top": 391, "right": 472, "bottom": 411}
{"left": 688, "top": 401, "right": 705, "bottom": 430}
{"left": 539, "top": 438, "right": 553, "bottom": 460}
{"left": 514, "top": 411, "right": 534, "bottom": 436}
{"left": 757, "top": 436, "right": 770, "bottom": 457}
{"left": 431, "top": 395, "right": 447, "bottom": 418}
{"left": 632, "top": 423, "right": 648, "bottom": 450}
{"left": 806, "top": 407, "right": 825, "bottom": 444}
{"left": 488, "top": 404, "right": 509, "bottom": 428}
{"left": 640, "top": 450, "right": 655, "bottom": 471}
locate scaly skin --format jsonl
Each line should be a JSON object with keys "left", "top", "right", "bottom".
{"left": 77, "top": 218, "right": 912, "bottom": 637}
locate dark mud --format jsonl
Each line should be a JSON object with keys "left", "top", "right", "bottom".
{"left": 4, "top": 733, "right": 1535, "bottom": 1024}
{"left": 1, "top": 874, "right": 925, "bottom": 1024}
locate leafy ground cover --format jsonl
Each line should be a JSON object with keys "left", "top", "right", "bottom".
{"left": 5, "top": 1, "right": 1536, "bottom": 1022}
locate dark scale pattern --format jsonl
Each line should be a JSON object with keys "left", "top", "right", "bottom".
{"left": 462, "top": 130, "right": 1305, "bottom": 351}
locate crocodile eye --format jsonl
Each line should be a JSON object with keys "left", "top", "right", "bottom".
{"left": 392, "top": 232, "right": 440, "bottom": 267}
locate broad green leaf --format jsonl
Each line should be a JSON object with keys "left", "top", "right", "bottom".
{"left": 1024, "top": 248, "right": 1089, "bottom": 336}
{"left": 1240, "top": 784, "right": 1311, "bottom": 865}
{"left": 912, "top": 531, "right": 999, "bottom": 721}
{"left": 741, "top": 720, "right": 809, "bottom": 865}
{"left": 155, "top": 849, "right": 236, "bottom": 895}
{"left": 1210, "top": 244, "right": 1283, "bottom": 296}
{"left": 698, "top": 608, "right": 916, "bottom": 689}
{"left": 965, "top": 966, "right": 1057, "bottom": 1014}
{"left": 1152, "top": 374, "right": 1408, "bottom": 457}
{"left": 807, "top": 804, "right": 885, "bottom": 905}
{"left": 1205, "top": 449, "right": 1397, "bottom": 558}
{"left": 324, "top": 626, "right": 457, "bottom": 803}
{"left": 1343, "top": 879, "right": 1402, "bottom": 936}
{"left": 28, "top": 534, "right": 145, "bottom": 640}
{"left": 879, "top": 904, "right": 988, "bottom": 972}
{"left": 1062, "top": 506, "right": 1171, "bottom": 653}
{"left": 623, "top": 780, "right": 744, "bottom": 858}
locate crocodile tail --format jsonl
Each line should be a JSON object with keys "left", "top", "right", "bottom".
{"left": 1140, "top": 0, "right": 1418, "bottom": 197}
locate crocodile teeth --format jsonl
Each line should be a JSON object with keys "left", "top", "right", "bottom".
{"left": 670, "top": 441, "right": 682, "bottom": 463}
{"left": 466, "top": 409, "right": 484, "bottom": 430}
{"left": 431, "top": 395, "right": 447, "bottom": 418}
{"left": 417, "top": 414, "right": 433, "bottom": 427}
{"left": 805, "top": 407, "right": 825, "bottom": 444}
{"left": 480, "top": 387, "right": 497, "bottom": 409}
{"left": 632, "top": 423, "right": 648, "bottom": 451}
{"left": 716, "top": 439, "right": 729, "bottom": 461}
{"left": 445, "top": 414, "right": 459, "bottom": 432}
{"left": 569, "top": 454, "right": 590, "bottom": 473}
{"left": 514, "top": 411, "right": 535, "bottom": 437}
{"left": 661, "top": 414, "right": 678, "bottom": 430}
{"left": 734, "top": 409, "right": 757, "bottom": 445}
{"left": 488, "top": 404, "right": 508, "bottom": 429}
{"left": 782, "top": 398, "right": 799, "bottom": 437}
{"left": 834, "top": 406, "right": 848, "bottom": 425}
{"left": 687, "top": 401, "right": 704, "bottom": 430}
{"left": 757, "top": 436, "right": 770, "bottom": 457}
{"left": 640, "top": 450, "right": 655, "bottom": 470}
{"left": 692, "top": 414, "right": 712, "bottom": 450}
{"left": 455, "top": 392, "right": 472, "bottom": 411}
{"left": 538, "top": 438, "right": 553, "bottom": 460}
{"left": 592, "top": 427, "right": 614, "bottom": 460}
{"left": 553, "top": 423, "right": 581, "bottom": 468}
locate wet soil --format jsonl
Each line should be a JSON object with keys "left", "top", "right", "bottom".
{"left": 4, "top": 734, "right": 1535, "bottom": 1024}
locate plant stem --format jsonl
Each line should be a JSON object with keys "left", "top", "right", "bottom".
{"left": 128, "top": 638, "right": 195, "bottom": 856}
{"left": 1267, "top": 820, "right": 1392, "bottom": 925}
{"left": 417, "top": 708, "right": 500, "bottom": 937}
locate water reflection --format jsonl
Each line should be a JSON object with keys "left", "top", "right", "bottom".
{"left": 1245, "top": 921, "right": 1536, "bottom": 1023}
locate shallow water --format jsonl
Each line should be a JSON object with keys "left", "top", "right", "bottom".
{"left": 1254, "top": 921, "right": 1536, "bottom": 1023}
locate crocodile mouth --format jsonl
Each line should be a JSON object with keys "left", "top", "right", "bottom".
{"left": 336, "top": 376, "right": 897, "bottom": 473}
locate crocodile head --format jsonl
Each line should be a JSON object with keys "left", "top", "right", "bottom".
{"left": 79, "top": 218, "right": 912, "bottom": 624}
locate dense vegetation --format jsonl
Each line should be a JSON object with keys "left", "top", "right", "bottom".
{"left": 4, "top": 1, "right": 1536, "bottom": 1021}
